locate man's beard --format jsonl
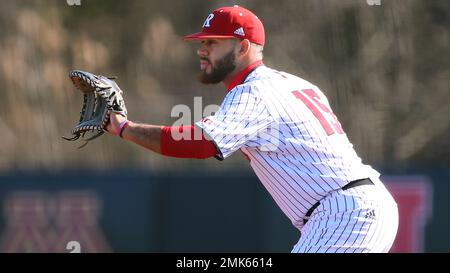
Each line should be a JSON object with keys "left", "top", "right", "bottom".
{"left": 199, "top": 49, "right": 236, "bottom": 84}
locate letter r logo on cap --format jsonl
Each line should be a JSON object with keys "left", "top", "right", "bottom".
{"left": 203, "top": 13, "right": 214, "bottom": 27}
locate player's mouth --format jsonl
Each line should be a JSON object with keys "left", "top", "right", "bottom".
{"left": 200, "top": 58, "right": 211, "bottom": 71}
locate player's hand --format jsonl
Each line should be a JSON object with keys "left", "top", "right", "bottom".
{"left": 106, "top": 112, "right": 127, "bottom": 136}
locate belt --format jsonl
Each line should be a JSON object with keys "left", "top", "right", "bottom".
{"left": 303, "top": 178, "right": 374, "bottom": 225}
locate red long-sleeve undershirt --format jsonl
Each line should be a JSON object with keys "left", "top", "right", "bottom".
{"left": 160, "top": 125, "right": 218, "bottom": 159}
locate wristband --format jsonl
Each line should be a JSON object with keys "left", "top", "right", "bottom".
{"left": 118, "top": 120, "right": 130, "bottom": 138}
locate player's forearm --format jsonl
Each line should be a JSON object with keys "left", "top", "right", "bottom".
{"left": 121, "top": 122, "right": 163, "bottom": 154}
{"left": 118, "top": 122, "right": 218, "bottom": 158}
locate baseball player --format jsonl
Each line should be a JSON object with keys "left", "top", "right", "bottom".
{"left": 106, "top": 5, "right": 399, "bottom": 253}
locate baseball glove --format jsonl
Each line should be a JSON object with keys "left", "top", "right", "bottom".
{"left": 62, "top": 70, "right": 127, "bottom": 148}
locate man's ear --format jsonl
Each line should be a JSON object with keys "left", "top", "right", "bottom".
{"left": 238, "top": 39, "right": 251, "bottom": 56}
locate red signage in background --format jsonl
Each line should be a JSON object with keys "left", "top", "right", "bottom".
{"left": 0, "top": 191, "right": 111, "bottom": 253}
{"left": 384, "top": 176, "right": 433, "bottom": 253}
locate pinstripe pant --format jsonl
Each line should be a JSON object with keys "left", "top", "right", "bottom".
{"left": 291, "top": 177, "right": 399, "bottom": 253}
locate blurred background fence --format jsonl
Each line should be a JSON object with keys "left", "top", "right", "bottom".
{"left": 0, "top": 0, "right": 449, "bottom": 252}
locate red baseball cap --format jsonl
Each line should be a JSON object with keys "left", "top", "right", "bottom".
{"left": 183, "top": 5, "right": 265, "bottom": 46}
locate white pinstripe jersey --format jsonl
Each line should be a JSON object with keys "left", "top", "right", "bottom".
{"left": 195, "top": 65, "right": 380, "bottom": 229}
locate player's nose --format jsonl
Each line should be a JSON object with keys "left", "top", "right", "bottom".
{"left": 197, "top": 45, "right": 208, "bottom": 57}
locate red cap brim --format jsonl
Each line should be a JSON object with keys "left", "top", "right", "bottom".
{"left": 183, "top": 32, "right": 237, "bottom": 41}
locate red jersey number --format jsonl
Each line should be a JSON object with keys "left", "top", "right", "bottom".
{"left": 292, "top": 89, "right": 344, "bottom": 135}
